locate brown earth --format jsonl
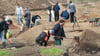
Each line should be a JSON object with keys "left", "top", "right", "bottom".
{"left": 1, "top": 0, "right": 100, "bottom": 56}
{"left": 0, "top": 0, "right": 67, "bottom": 15}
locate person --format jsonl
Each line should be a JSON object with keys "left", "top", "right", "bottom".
{"left": 60, "top": 8, "right": 69, "bottom": 22}
{"left": 0, "top": 19, "right": 12, "bottom": 48}
{"left": 15, "top": 4, "right": 24, "bottom": 25}
{"left": 2, "top": 15, "right": 11, "bottom": 39}
{"left": 51, "top": 5, "right": 55, "bottom": 21}
{"left": 31, "top": 15, "right": 41, "bottom": 27}
{"left": 48, "top": 6, "right": 52, "bottom": 22}
{"left": 52, "top": 20, "right": 66, "bottom": 45}
{"left": 24, "top": 8, "right": 31, "bottom": 28}
{"left": 36, "top": 30, "right": 52, "bottom": 46}
{"left": 53, "top": 2, "right": 60, "bottom": 22}
{"left": 68, "top": 1, "right": 76, "bottom": 23}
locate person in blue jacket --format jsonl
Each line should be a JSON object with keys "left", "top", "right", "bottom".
{"left": 61, "top": 9, "right": 69, "bottom": 21}
{"left": 53, "top": 2, "right": 60, "bottom": 22}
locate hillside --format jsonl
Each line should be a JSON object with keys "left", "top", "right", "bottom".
{"left": 0, "top": 0, "right": 67, "bottom": 15}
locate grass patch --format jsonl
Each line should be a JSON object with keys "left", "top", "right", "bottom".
{"left": 0, "top": 50, "right": 14, "bottom": 56}
{"left": 40, "top": 48, "right": 64, "bottom": 56}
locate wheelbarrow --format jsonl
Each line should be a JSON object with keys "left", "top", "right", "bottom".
{"left": 87, "top": 18, "right": 100, "bottom": 26}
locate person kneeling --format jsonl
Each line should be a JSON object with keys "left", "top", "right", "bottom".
{"left": 31, "top": 15, "right": 41, "bottom": 27}
{"left": 36, "top": 30, "right": 52, "bottom": 46}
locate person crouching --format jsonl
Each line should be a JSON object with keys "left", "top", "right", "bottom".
{"left": 36, "top": 30, "right": 52, "bottom": 46}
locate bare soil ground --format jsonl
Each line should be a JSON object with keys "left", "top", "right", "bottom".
{"left": 1, "top": 1, "right": 100, "bottom": 56}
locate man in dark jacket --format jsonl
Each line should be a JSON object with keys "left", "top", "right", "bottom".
{"left": 0, "top": 19, "right": 12, "bottom": 48}
{"left": 52, "top": 20, "right": 66, "bottom": 45}
{"left": 53, "top": 2, "right": 60, "bottom": 22}
{"left": 24, "top": 8, "right": 31, "bottom": 28}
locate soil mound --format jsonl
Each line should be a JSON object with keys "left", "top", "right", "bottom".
{"left": 80, "top": 29, "right": 100, "bottom": 43}
{"left": 74, "top": 29, "right": 100, "bottom": 54}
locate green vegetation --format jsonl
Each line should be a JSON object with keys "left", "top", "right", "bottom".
{"left": 0, "top": 50, "right": 14, "bottom": 56}
{"left": 40, "top": 48, "right": 64, "bottom": 56}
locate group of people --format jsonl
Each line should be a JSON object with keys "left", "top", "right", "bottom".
{"left": 15, "top": 4, "right": 41, "bottom": 29}
{"left": 36, "top": 1, "right": 76, "bottom": 46}
{"left": 0, "top": 0, "right": 76, "bottom": 48}
{"left": 36, "top": 20, "right": 66, "bottom": 46}
{"left": 0, "top": 3, "right": 42, "bottom": 48}
{"left": 48, "top": 2, "right": 60, "bottom": 22}
{"left": 48, "top": 1, "right": 76, "bottom": 23}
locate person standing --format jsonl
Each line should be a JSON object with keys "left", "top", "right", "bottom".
{"left": 53, "top": 2, "right": 60, "bottom": 22}
{"left": 0, "top": 19, "right": 12, "bottom": 48}
{"left": 48, "top": 6, "right": 52, "bottom": 22}
{"left": 51, "top": 5, "right": 55, "bottom": 21}
{"left": 24, "top": 8, "right": 31, "bottom": 28}
{"left": 52, "top": 20, "right": 66, "bottom": 45}
{"left": 68, "top": 1, "right": 76, "bottom": 23}
{"left": 15, "top": 4, "right": 24, "bottom": 25}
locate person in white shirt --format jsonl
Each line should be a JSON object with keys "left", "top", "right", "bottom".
{"left": 15, "top": 4, "right": 24, "bottom": 25}
{"left": 47, "top": 5, "right": 55, "bottom": 22}
{"left": 51, "top": 5, "right": 55, "bottom": 21}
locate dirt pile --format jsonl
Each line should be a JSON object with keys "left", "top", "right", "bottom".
{"left": 73, "top": 29, "right": 100, "bottom": 54}
{"left": 80, "top": 29, "right": 100, "bottom": 43}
